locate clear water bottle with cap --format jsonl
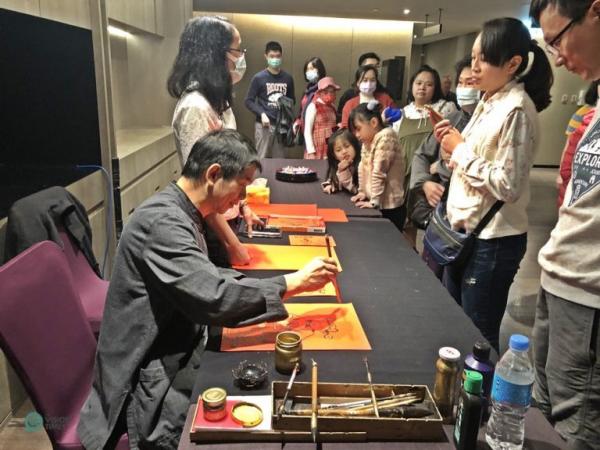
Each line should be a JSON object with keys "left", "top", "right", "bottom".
{"left": 485, "top": 334, "right": 534, "bottom": 450}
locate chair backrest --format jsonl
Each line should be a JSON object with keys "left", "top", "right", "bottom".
{"left": 59, "top": 229, "right": 103, "bottom": 285}
{"left": 0, "top": 241, "right": 96, "bottom": 445}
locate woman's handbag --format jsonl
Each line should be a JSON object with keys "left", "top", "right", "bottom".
{"left": 423, "top": 198, "right": 504, "bottom": 266}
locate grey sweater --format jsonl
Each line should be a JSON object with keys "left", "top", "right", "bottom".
{"left": 539, "top": 107, "right": 600, "bottom": 308}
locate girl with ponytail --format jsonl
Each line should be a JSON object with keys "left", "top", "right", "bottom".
{"left": 349, "top": 100, "right": 406, "bottom": 230}
{"left": 432, "top": 17, "right": 553, "bottom": 352}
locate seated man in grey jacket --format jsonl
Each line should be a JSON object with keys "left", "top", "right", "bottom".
{"left": 78, "top": 129, "right": 338, "bottom": 450}
{"left": 409, "top": 56, "right": 479, "bottom": 278}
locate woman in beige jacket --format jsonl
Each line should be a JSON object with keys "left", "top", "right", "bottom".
{"left": 433, "top": 18, "right": 553, "bottom": 352}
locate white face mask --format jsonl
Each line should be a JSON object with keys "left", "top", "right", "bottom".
{"left": 306, "top": 69, "right": 319, "bottom": 83}
{"left": 456, "top": 86, "right": 480, "bottom": 108}
{"left": 229, "top": 53, "right": 246, "bottom": 84}
{"left": 359, "top": 81, "right": 376, "bottom": 95}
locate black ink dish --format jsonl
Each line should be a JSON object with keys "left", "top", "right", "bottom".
{"left": 232, "top": 360, "right": 268, "bottom": 389}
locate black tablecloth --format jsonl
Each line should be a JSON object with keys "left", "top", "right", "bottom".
{"left": 181, "top": 220, "right": 564, "bottom": 449}
{"left": 193, "top": 219, "right": 487, "bottom": 399}
{"left": 258, "top": 159, "right": 381, "bottom": 217}
{"left": 178, "top": 406, "right": 565, "bottom": 450}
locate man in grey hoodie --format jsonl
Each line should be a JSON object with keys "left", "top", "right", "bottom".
{"left": 530, "top": 1, "right": 600, "bottom": 448}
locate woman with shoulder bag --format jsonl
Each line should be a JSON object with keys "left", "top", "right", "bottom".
{"left": 432, "top": 17, "right": 553, "bottom": 352}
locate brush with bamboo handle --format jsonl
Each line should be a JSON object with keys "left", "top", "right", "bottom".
{"left": 287, "top": 395, "right": 425, "bottom": 417}
{"left": 311, "top": 359, "right": 318, "bottom": 443}
{"left": 320, "top": 391, "right": 420, "bottom": 410}
{"left": 325, "top": 235, "right": 342, "bottom": 303}
{"left": 363, "top": 357, "right": 380, "bottom": 418}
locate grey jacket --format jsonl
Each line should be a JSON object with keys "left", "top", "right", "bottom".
{"left": 78, "top": 183, "right": 288, "bottom": 449}
{"left": 410, "top": 109, "right": 473, "bottom": 189}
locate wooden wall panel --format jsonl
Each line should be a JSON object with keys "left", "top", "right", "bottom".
{"left": 40, "top": 0, "right": 91, "bottom": 29}
{"left": 0, "top": 0, "right": 39, "bottom": 16}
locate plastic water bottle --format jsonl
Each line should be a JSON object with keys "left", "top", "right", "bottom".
{"left": 485, "top": 334, "right": 534, "bottom": 450}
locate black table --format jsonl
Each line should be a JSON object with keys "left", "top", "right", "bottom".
{"left": 258, "top": 158, "right": 381, "bottom": 217}
{"left": 178, "top": 407, "right": 565, "bottom": 450}
{"left": 195, "top": 219, "right": 486, "bottom": 397}
{"left": 178, "top": 183, "right": 565, "bottom": 448}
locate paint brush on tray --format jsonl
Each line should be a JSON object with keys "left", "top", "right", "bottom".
{"left": 325, "top": 235, "right": 342, "bottom": 303}
{"left": 311, "top": 359, "right": 318, "bottom": 442}
{"left": 277, "top": 362, "right": 299, "bottom": 420}
{"left": 363, "top": 357, "right": 380, "bottom": 418}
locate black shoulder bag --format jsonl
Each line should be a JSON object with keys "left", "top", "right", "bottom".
{"left": 423, "top": 187, "right": 504, "bottom": 266}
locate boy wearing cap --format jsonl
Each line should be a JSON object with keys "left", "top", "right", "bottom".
{"left": 303, "top": 76, "right": 340, "bottom": 159}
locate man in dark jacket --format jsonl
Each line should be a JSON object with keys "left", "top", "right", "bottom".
{"left": 78, "top": 130, "right": 337, "bottom": 449}
{"left": 244, "top": 41, "right": 295, "bottom": 159}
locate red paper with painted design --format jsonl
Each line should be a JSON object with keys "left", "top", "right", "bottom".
{"left": 220, "top": 303, "right": 371, "bottom": 351}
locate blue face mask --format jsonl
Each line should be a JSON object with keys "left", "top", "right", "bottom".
{"left": 456, "top": 86, "right": 480, "bottom": 108}
{"left": 267, "top": 57, "right": 282, "bottom": 68}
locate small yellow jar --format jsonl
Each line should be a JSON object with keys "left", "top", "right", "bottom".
{"left": 275, "top": 331, "right": 302, "bottom": 374}
{"left": 201, "top": 387, "right": 227, "bottom": 421}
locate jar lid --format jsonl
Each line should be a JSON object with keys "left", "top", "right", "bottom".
{"left": 202, "top": 387, "right": 227, "bottom": 407}
{"left": 439, "top": 347, "right": 461, "bottom": 362}
{"left": 231, "top": 402, "right": 263, "bottom": 427}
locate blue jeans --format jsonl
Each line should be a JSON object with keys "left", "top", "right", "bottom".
{"left": 443, "top": 233, "right": 527, "bottom": 352}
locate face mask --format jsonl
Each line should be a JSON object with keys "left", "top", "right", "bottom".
{"left": 456, "top": 86, "right": 480, "bottom": 108}
{"left": 321, "top": 92, "right": 336, "bottom": 104}
{"left": 306, "top": 70, "right": 319, "bottom": 83}
{"left": 267, "top": 57, "right": 282, "bottom": 68}
{"left": 229, "top": 53, "right": 246, "bottom": 84}
{"left": 359, "top": 81, "right": 376, "bottom": 95}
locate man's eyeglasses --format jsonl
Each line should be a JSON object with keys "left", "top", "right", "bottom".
{"left": 545, "top": 18, "right": 577, "bottom": 56}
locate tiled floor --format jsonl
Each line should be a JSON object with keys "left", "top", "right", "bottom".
{"left": 0, "top": 169, "right": 559, "bottom": 449}
{"left": 0, "top": 399, "right": 51, "bottom": 450}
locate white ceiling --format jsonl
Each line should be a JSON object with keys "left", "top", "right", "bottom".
{"left": 193, "top": 0, "right": 534, "bottom": 44}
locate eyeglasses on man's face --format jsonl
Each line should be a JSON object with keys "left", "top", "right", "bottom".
{"left": 545, "top": 18, "right": 577, "bottom": 57}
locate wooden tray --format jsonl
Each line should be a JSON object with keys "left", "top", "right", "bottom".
{"left": 272, "top": 381, "right": 445, "bottom": 441}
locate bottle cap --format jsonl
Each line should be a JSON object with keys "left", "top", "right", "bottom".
{"left": 439, "top": 347, "right": 461, "bottom": 362}
{"left": 509, "top": 334, "right": 529, "bottom": 352}
{"left": 473, "top": 341, "right": 491, "bottom": 361}
{"left": 463, "top": 370, "right": 483, "bottom": 395}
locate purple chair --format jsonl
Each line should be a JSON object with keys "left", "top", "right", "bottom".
{"left": 59, "top": 229, "right": 108, "bottom": 336}
{"left": 0, "top": 241, "right": 128, "bottom": 450}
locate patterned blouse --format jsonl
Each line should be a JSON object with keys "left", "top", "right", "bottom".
{"left": 447, "top": 81, "right": 539, "bottom": 238}
{"left": 172, "top": 90, "right": 236, "bottom": 167}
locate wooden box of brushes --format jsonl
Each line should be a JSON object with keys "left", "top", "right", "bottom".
{"left": 271, "top": 382, "right": 445, "bottom": 441}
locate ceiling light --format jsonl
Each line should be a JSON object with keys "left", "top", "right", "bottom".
{"left": 372, "top": 8, "right": 380, "bottom": 12}
{"left": 413, "top": 34, "right": 417, "bottom": 38}
{"left": 403, "top": 9, "right": 410, "bottom": 15}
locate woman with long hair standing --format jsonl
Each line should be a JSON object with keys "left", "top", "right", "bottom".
{"left": 294, "top": 56, "right": 327, "bottom": 145}
{"left": 168, "top": 16, "right": 260, "bottom": 266}
{"left": 435, "top": 17, "right": 553, "bottom": 352}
